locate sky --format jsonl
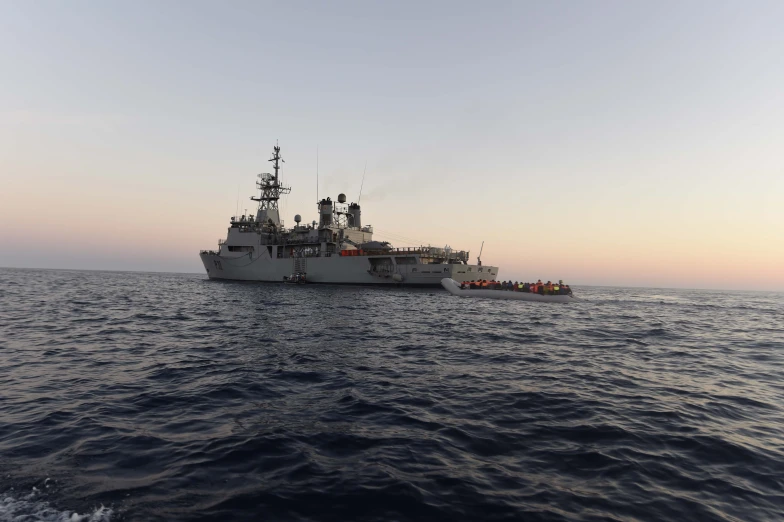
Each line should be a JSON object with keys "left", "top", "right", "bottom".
{"left": 1, "top": 0, "right": 782, "bottom": 290}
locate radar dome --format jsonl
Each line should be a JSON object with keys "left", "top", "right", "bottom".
{"left": 294, "top": 214, "right": 302, "bottom": 224}
{"left": 338, "top": 193, "right": 347, "bottom": 203}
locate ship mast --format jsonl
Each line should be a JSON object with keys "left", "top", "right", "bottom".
{"left": 251, "top": 143, "right": 291, "bottom": 227}
{"left": 251, "top": 144, "right": 291, "bottom": 210}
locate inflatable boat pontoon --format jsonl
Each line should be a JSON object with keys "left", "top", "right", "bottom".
{"left": 441, "top": 278, "right": 576, "bottom": 303}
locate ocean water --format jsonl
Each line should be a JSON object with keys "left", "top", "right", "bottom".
{"left": 1, "top": 268, "right": 782, "bottom": 522}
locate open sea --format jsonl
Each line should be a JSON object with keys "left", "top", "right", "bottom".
{"left": 1, "top": 267, "right": 782, "bottom": 522}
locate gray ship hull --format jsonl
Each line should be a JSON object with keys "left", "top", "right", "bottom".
{"left": 200, "top": 252, "right": 498, "bottom": 286}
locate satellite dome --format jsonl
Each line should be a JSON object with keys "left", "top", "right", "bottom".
{"left": 338, "top": 193, "right": 347, "bottom": 203}
{"left": 294, "top": 214, "right": 302, "bottom": 224}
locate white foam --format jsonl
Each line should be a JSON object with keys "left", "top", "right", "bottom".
{"left": 0, "top": 486, "right": 111, "bottom": 522}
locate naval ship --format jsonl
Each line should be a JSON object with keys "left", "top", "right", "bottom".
{"left": 199, "top": 144, "right": 499, "bottom": 286}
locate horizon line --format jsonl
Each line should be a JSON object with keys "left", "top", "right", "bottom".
{"left": 1, "top": 266, "right": 782, "bottom": 294}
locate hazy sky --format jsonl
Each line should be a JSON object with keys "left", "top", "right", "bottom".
{"left": 1, "top": 1, "right": 782, "bottom": 290}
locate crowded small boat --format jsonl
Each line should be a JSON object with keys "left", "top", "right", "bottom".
{"left": 283, "top": 272, "right": 307, "bottom": 284}
{"left": 441, "top": 278, "right": 576, "bottom": 302}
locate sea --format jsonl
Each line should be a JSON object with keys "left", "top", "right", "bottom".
{"left": 1, "top": 267, "right": 782, "bottom": 522}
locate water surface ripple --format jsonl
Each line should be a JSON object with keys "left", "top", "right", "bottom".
{"left": 1, "top": 268, "right": 783, "bottom": 521}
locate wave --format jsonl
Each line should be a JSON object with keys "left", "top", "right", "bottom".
{"left": 0, "top": 485, "right": 112, "bottom": 522}
{"left": 1, "top": 268, "right": 782, "bottom": 521}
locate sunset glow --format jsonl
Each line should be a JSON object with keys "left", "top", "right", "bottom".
{"left": 1, "top": 2, "right": 782, "bottom": 290}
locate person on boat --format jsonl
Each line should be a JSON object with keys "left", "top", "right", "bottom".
{"left": 469, "top": 280, "right": 477, "bottom": 289}
{"left": 553, "top": 282, "right": 560, "bottom": 294}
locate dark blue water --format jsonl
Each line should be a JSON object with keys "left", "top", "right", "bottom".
{"left": 1, "top": 268, "right": 783, "bottom": 521}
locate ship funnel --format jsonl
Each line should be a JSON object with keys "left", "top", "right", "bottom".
{"left": 319, "top": 198, "right": 333, "bottom": 227}
{"left": 348, "top": 202, "right": 361, "bottom": 229}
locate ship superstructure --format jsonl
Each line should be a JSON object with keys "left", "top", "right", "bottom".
{"left": 199, "top": 144, "right": 499, "bottom": 286}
